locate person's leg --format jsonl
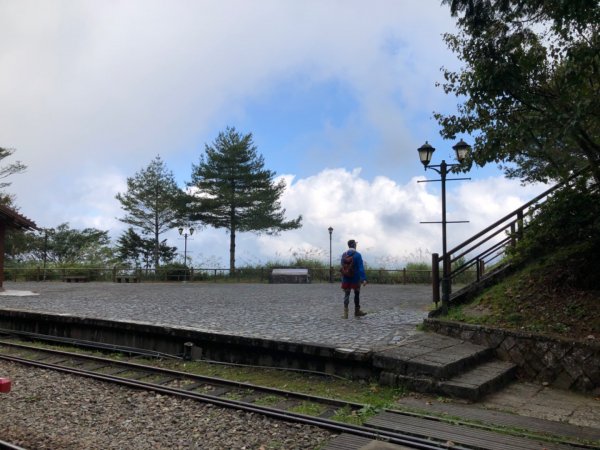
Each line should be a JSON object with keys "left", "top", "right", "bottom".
{"left": 343, "top": 289, "right": 350, "bottom": 318}
{"left": 354, "top": 288, "right": 367, "bottom": 316}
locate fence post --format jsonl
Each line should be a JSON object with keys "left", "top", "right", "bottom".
{"left": 510, "top": 223, "right": 517, "bottom": 247}
{"left": 431, "top": 253, "right": 440, "bottom": 307}
{"left": 517, "top": 210, "right": 524, "bottom": 241}
{"left": 402, "top": 268, "right": 406, "bottom": 285}
{"left": 478, "top": 259, "right": 485, "bottom": 280}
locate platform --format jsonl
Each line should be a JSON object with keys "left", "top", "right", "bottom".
{"left": 0, "top": 282, "right": 429, "bottom": 351}
{"left": 0, "top": 281, "right": 598, "bottom": 434}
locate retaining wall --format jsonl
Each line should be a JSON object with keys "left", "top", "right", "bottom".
{"left": 0, "top": 309, "right": 373, "bottom": 379}
{"left": 424, "top": 318, "right": 600, "bottom": 394}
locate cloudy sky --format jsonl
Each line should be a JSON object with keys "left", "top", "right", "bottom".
{"left": 0, "top": 0, "right": 546, "bottom": 268}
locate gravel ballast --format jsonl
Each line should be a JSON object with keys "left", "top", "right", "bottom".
{"left": 0, "top": 361, "right": 335, "bottom": 449}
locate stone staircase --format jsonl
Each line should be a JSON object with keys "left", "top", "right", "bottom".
{"left": 374, "top": 332, "right": 516, "bottom": 401}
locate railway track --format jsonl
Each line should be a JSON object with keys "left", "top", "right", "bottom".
{"left": 0, "top": 336, "right": 592, "bottom": 450}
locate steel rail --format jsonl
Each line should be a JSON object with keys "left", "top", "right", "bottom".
{"left": 1, "top": 341, "right": 590, "bottom": 449}
{"left": 0, "top": 347, "right": 466, "bottom": 450}
{"left": 0, "top": 440, "right": 28, "bottom": 450}
{"left": 0, "top": 340, "right": 359, "bottom": 410}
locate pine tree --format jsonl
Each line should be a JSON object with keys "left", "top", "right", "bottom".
{"left": 188, "top": 127, "right": 302, "bottom": 273}
{"left": 0, "top": 147, "right": 27, "bottom": 207}
{"left": 116, "top": 156, "right": 184, "bottom": 268}
{"left": 116, "top": 227, "right": 176, "bottom": 269}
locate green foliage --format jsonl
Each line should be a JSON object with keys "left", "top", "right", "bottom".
{"left": 188, "top": 127, "right": 302, "bottom": 273}
{"left": 405, "top": 262, "right": 432, "bottom": 284}
{"left": 48, "top": 224, "right": 114, "bottom": 265}
{"left": 159, "top": 263, "right": 190, "bottom": 281}
{"left": 508, "top": 182, "right": 600, "bottom": 286}
{"left": 34, "top": 224, "right": 114, "bottom": 266}
{"left": 6, "top": 224, "right": 116, "bottom": 268}
{"left": 116, "top": 155, "right": 185, "bottom": 268}
{"left": 115, "top": 227, "right": 176, "bottom": 269}
{"left": 438, "top": 0, "right": 600, "bottom": 185}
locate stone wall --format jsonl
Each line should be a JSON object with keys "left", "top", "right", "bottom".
{"left": 424, "top": 318, "right": 600, "bottom": 394}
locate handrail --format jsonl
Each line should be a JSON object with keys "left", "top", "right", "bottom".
{"left": 446, "top": 175, "right": 571, "bottom": 258}
{"left": 433, "top": 169, "right": 590, "bottom": 307}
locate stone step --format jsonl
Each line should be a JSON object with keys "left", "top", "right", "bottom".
{"left": 373, "top": 333, "right": 494, "bottom": 379}
{"left": 439, "top": 359, "right": 518, "bottom": 401}
{"left": 379, "top": 359, "right": 517, "bottom": 401}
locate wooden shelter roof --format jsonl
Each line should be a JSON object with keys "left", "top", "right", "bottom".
{"left": 0, "top": 204, "right": 37, "bottom": 231}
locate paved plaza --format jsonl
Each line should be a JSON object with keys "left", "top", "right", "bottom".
{"left": 0, "top": 281, "right": 432, "bottom": 351}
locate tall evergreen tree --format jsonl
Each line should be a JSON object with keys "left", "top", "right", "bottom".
{"left": 188, "top": 127, "right": 302, "bottom": 273}
{"left": 0, "top": 147, "right": 27, "bottom": 207}
{"left": 116, "top": 156, "right": 184, "bottom": 268}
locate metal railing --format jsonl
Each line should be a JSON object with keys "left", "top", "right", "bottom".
{"left": 3, "top": 265, "right": 451, "bottom": 285}
{"left": 431, "top": 170, "right": 589, "bottom": 307}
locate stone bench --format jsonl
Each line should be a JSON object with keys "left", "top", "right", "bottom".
{"left": 269, "top": 268, "right": 311, "bottom": 284}
{"left": 115, "top": 275, "right": 139, "bottom": 283}
{"left": 62, "top": 275, "right": 89, "bottom": 283}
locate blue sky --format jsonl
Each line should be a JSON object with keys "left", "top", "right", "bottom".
{"left": 0, "top": 1, "right": 546, "bottom": 268}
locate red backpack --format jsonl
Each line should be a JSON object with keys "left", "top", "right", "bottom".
{"left": 340, "top": 253, "right": 355, "bottom": 277}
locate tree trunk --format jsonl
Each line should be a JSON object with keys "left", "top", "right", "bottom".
{"left": 229, "top": 226, "right": 236, "bottom": 275}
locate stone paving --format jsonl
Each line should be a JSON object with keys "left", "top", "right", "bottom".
{"left": 2, "top": 281, "right": 599, "bottom": 431}
{"left": 0, "top": 281, "right": 431, "bottom": 351}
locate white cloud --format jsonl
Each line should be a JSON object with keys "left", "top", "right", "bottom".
{"left": 0, "top": 0, "right": 546, "bottom": 271}
{"left": 1, "top": 1, "right": 459, "bottom": 216}
{"left": 179, "top": 169, "right": 548, "bottom": 269}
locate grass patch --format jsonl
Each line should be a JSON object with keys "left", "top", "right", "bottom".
{"left": 253, "top": 394, "right": 283, "bottom": 406}
{"left": 288, "top": 401, "right": 327, "bottom": 416}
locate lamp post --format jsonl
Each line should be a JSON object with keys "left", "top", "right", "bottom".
{"left": 417, "top": 139, "right": 471, "bottom": 313}
{"left": 328, "top": 226, "right": 334, "bottom": 283}
{"left": 178, "top": 226, "right": 194, "bottom": 281}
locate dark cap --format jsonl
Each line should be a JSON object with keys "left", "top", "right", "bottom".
{"left": 347, "top": 239, "right": 357, "bottom": 248}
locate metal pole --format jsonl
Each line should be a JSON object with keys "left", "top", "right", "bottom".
{"left": 328, "top": 227, "right": 333, "bottom": 283}
{"left": 440, "top": 160, "right": 450, "bottom": 314}
{"left": 43, "top": 230, "right": 48, "bottom": 281}
{"left": 183, "top": 234, "right": 188, "bottom": 282}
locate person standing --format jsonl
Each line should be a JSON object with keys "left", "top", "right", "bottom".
{"left": 340, "top": 239, "right": 367, "bottom": 318}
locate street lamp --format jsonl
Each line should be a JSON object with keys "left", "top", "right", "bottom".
{"left": 328, "top": 227, "right": 334, "bottom": 283}
{"left": 178, "top": 226, "right": 194, "bottom": 281}
{"left": 417, "top": 139, "right": 471, "bottom": 313}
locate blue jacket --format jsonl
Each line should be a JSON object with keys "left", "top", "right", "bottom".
{"left": 341, "top": 248, "right": 367, "bottom": 283}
